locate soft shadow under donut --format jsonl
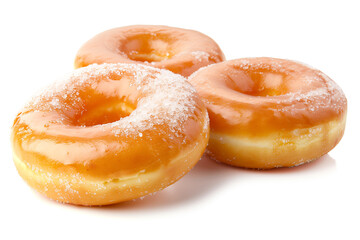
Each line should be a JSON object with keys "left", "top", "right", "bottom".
{"left": 99, "top": 155, "right": 238, "bottom": 210}
{"left": 90, "top": 154, "right": 336, "bottom": 211}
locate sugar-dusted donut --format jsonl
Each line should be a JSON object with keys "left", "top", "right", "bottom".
{"left": 11, "top": 63, "right": 209, "bottom": 205}
{"left": 189, "top": 57, "right": 347, "bottom": 169}
{"left": 74, "top": 25, "right": 225, "bottom": 77}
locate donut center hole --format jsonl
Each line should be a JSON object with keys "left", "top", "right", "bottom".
{"left": 122, "top": 34, "right": 174, "bottom": 63}
{"left": 76, "top": 101, "right": 135, "bottom": 127}
{"left": 226, "top": 69, "right": 288, "bottom": 96}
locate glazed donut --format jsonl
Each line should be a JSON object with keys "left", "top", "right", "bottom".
{"left": 74, "top": 25, "right": 225, "bottom": 77}
{"left": 11, "top": 63, "right": 209, "bottom": 205}
{"left": 189, "top": 57, "right": 347, "bottom": 169}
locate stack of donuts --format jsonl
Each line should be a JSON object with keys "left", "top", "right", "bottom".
{"left": 11, "top": 25, "right": 347, "bottom": 206}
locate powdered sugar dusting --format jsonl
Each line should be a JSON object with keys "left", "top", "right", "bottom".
{"left": 23, "top": 63, "right": 201, "bottom": 138}
{"left": 189, "top": 57, "right": 347, "bottom": 134}
{"left": 275, "top": 70, "right": 346, "bottom": 114}
{"left": 192, "top": 58, "right": 346, "bottom": 115}
{"left": 191, "top": 51, "right": 210, "bottom": 62}
{"left": 109, "top": 66, "right": 198, "bottom": 137}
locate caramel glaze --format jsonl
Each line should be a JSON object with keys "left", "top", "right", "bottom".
{"left": 11, "top": 64, "right": 209, "bottom": 205}
{"left": 74, "top": 25, "right": 225, "bottom": 77}
{"left": 190, "top": 58, "right": 347, "bottom": 137}
{"left": 189, "top": 58, "right": 347, "bottom": 168}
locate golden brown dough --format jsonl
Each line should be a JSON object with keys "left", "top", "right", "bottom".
{"left": 11, "top": 63, "right": 209, "bottom": 205}
{"left": 75, "top": 25, "right": 225, "bottom": 77}
{"left": 189, "top": 58, "right": 347, "bottom": 169}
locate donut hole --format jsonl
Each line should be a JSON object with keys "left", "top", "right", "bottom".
{"left": 247, "top": 71, "right": 288, "bottom": 96}
{"left": 225, "top": 68, "right": 288, "bottom": 97}
{"left": 121, "top": 33, "right": 174, "bottom": 63}
{"left": 76, "top": 100, "right": 135, "bottom": 127}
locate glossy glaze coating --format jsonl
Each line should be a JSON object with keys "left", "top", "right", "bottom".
{"left": 11, "top": 63, "right": 210, "bottom": 205}
{"left": 75, "top": 25, "right": 225, "bottom": 77}
{"left": 189, "top": 58, "right": 347, "bottom": 168}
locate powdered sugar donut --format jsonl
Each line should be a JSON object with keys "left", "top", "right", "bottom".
{"left": 11, "top": 63, "right": 209, "bottom": 205}
{"left": 74, "top": 25, "right": 225, "bottom": 77}
{"left": 189, "top": 58, "right": 347, "bottom": 169}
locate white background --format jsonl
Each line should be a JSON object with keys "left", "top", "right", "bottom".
{"left": 1, "top": 0, "right": 359, "bottom": 239}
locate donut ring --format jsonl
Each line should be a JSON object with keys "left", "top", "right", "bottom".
{"left": 189, "top": 58, "right": 347, "bottom": 169}
{"left": 74, "top": 25, "right": 225, "bottom": 77}
{"left": 11, "top": 63, "right": 209, "bottom": 205}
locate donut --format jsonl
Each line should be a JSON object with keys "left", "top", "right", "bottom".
{"left": 189, "top": 57, "right": 347, "bottom": 169}
{"left": 74, "top": 25, "right": 225, "bottom": 77}
{"left": 11, "top": 63, "right": 210, "bottom": 205}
